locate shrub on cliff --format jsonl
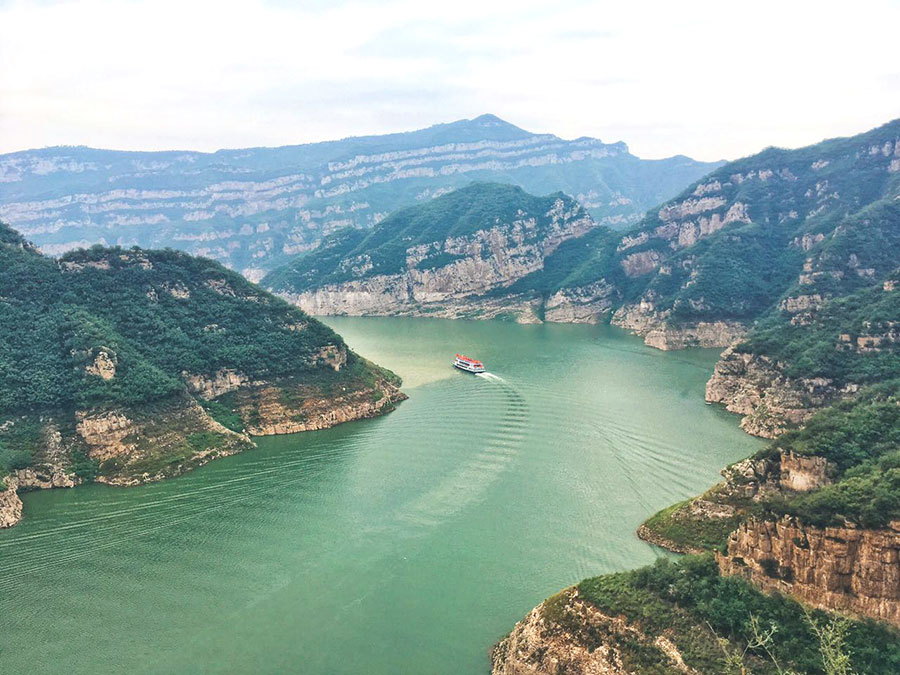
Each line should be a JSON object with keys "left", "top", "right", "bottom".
{"left": 578, "top": 555, "right": 900, "bottom": 674}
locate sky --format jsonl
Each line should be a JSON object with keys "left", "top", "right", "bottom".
{"left": 0, "top": 0, "right": 898, "bottom": 161}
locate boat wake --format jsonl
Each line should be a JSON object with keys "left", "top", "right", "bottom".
{"left": 394, "top": 375, "right": 525, "bottom": 528}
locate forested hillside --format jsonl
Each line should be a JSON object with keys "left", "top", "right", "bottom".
{"left": 0, "top": 222, "right": 403, "bottom": 526}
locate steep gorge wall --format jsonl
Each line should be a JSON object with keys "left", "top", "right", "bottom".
{"left": 705, "top": 346, "right": 852, "bottom": 437}
{"left": 281, "top": 206, "right": 598, "bottom": 321}
{"left": 0, "top": 374, "right": 404, "bottom": 528}
{"left": 611, "top": 302, "right": 746, "bottom": 350}
{"left": 719, "top": 516, "right": 900, "bottom": 627}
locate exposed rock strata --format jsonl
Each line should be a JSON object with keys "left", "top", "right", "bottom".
{"left": 230, "top": 377, "right": 406, "bottom": 436}
{"left": 0, "top": 116, "right": 719, "bottom": 273}
{"left": 542, "top": 282, "right": 617, "bottom": 323}
{"left": 0, "top": 376, "right": 404, "bottom": 526}
{"left": 719, "top": 516, "right": 900, "bottom": 627}
{"left": 705, "top": 346, "right": 853, "bottom": 437}
{"left": 0, "top": 478, "right": 23, "bottom": 528}
{"left": 611, "top": 303, "right": 746, "bottom": 350}
{"left": 638, "top": 451, "right": 835, "bottom": 555}
{"left": 491, "top": 587, "right": 695, "bottom": 675}
{"left": 183, "top": 369, "right": 254, "bottom": 400}
{"left": 281, "top": 201, "right": 596, "bottom": 320}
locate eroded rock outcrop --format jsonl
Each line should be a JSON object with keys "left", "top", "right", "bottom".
{"left": 0, "top": 478, "right": 23, "bottom": 528}
{"left": 229, "top": 377, "right": 406, "bottom": 436}
{"left": 492, "top": 587, "right": 695, "bottom": 675}
{"left": 611, "top": 303, "right": 746, "bottom": 350}
{"left": 719, "top": 516, "right": 900, "bottom": 627}
{"left": 183, "top": 369, "right": 253, "bottom": 400}
{"left": 73, "top": 395, "right": 253, "bottom": 485}
{"left": 280, "top": 196, "right": 596, "bottom": 320}
{"left": 542, "top": 282, "right": 617, "bottom": 323}
{"left": 705, "top": 346, "right": 852, "bottom": 437}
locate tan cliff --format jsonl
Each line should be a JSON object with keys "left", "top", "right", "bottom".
{"left": 638, "top": 450, "right": 835, "bottom": 554}
{"left": 719, "top": 516, "right": 900, "bottom": 627}
{"left": 228, "top": 375, "right": 406, "bottom": 436}
{"left": 0, "top": 478, "right": 23, "bottom": 528}
{"left": 491, "top": 587, "right": 695, "bottom": 675}
{"left": 704, "top": 346, "right": 854, "bottom": 437}
{"left": 280, "top": 206, "right": 597, "bottom": 321}
{"left": 0, "top": 373, "right": 404, "bottom": 528}
{"left": 611, "top": 302, "right": 746, "bottom": 350}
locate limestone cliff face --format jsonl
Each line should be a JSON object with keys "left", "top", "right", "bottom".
{"left": 0, "top": 115, "right": 719, "bottom": 274}
{"left": 492, "top": 588, "right": 695, "bottom": 675}
{"left": 705, "top": 346, "right": 853, "bottom": 437}
{"left": 229, "top": 376, "right": 406, "bottom": 436}
{"left": 0, "top": 373, "right": 405, "bottom": 528}
{"left": 611, "top": 302, "right": 746, "bottom": 350}
{"left": 183, "top": 369, "right": 254, "bottom": 400}
{"left": 280, "top": 201, "right": 596, "bottom": 321}
{"left": 719, "top": 516, "right": 900, "bottom": 627}
{"left": 0, "top": 478, "right": 23, "bottom": 528}
{"left": 542, "top": 282, "right": 617, "bottom": 324}
{"left": 73, "top": 395, "right": 253, "bottom": 485}
{"left": 637, "top": 450, "right": 834, "bottom": 554}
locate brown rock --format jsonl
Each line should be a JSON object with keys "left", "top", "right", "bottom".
{"left": 719, "top": 516, "right": 900, "bottom": 627}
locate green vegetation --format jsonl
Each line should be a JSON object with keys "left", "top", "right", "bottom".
{"left": 578, "top": 555, "right": 900, "bottom": 674}
{"left": 741, "top": 272, "right": 900, "bottom": 385}
{"left": 264, "top": 182, "right": 590, "bottom": 293}
{"left": 0, "top": 222, "right": 401, "bottom": 484}
{"left": 2, "top": 115, "right": 721, "bottom": 275}
{"left": 200, "top": 396, "right": 245, "bottom": 433}
{"left": 641, "top": 383, "right": 900, "bottom": 553}
{"left": 641, "top": 498, "right": 746, "bottom": 553}
{"left": 0, "top": 230, "right": 355, "bottom": 414}
{"left": 760, "top": 383, "right": 900, "bottom": 528}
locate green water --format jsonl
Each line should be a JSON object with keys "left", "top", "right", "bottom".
{"left": 0, "top": 318, "right": 762, "bottom": 674}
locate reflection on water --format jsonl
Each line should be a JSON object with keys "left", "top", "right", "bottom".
{"left": 0, "top": 318, "right": 762, "bottom": 674}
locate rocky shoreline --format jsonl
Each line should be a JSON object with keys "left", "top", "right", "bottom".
{"left": 491, "top": 587, "right": 693, "bottom": 675}
{"left": 0, "top": 377, "right": 405, "bottom": 529}
{"left": 705, "top": 346, "right": 853, "bottom": 438}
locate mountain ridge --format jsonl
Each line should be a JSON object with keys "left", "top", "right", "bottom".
{"left": 0, "top": 115, "right": 720, "bottom": 278}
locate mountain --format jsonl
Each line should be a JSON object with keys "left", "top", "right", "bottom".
{"left": 0, "top": 222, "right": 403, "bottom": 528}
{"left": 602, "top": 120, "right": 900, "bottom": 342}
{"left": 0, "top": 115, "right": 720, "bottom": 278}
{"left": 493, "top": 121, "right": 900, "bottom": 674}
{"left": 263, "top": 182, "right": 598, "bottom": 320}
{"left": 271, "top": 118, "right": 897, "bottom": 436}
{"left": 268, "top": 120, "right": 899, "bottom": 344}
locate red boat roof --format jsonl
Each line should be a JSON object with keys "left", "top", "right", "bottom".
{"left": 455, "top": 353, "right": 483, "bottom": 365}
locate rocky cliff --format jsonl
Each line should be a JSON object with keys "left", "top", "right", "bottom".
{"left": 704, "top": 346, "right": 852, "bottom": 437}
{"left": 719, "top": 516, "right": 900, "bottom": 627}
{"left": 0, "top": 478, "right": 22, "bottom": 528}
{"left": 491, "top": 588, "right": 694, "bottom": 675}
{"left": 611, "top": 303, "right": 746, "bottom": 350}
{"left": 266, "top": 183, "right": 604, "bottom": 321}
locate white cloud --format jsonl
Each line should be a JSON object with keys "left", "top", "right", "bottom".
{"left": 0, "top": 0, "right": 898, "bottom": 160}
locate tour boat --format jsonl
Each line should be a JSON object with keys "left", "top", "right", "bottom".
{"left": 453, "top": 353, "right": 486, "bottom": 373}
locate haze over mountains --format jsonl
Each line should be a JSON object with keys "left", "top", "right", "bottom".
{"left": 0, "top": 114, "right": 720, "bottom": 279}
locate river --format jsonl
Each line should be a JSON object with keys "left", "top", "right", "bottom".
{"left": 0, "top": 318, "right": 762, "bottom": 673}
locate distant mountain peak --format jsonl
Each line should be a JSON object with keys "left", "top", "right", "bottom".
{"left": 469, "top": 113, "right": 519, "bottom": 128}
